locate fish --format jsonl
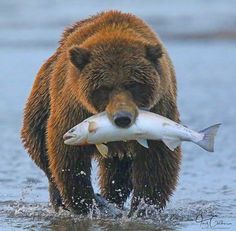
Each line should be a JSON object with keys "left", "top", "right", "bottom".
{"left": 63, "top": 110, "right": 221, "bottom": 157}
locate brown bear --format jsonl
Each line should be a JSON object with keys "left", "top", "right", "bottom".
{"left": 21, "top": 10, "right": 181, "bottom": 215}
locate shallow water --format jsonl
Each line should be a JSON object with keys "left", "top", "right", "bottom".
{"left": 0, "top": 1, "right": 236, "bottom": 230}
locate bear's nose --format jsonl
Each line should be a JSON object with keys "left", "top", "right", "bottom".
{"left": 113, "top": 111, "right": 133, "bottom": 128}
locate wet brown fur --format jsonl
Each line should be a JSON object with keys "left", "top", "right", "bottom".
{"left": 21, "top": 11, "right": 181, "bottom": 215}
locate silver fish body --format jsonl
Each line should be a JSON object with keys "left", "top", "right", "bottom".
{"left": 63, "top": 110, "right": 220, "bottom": 156}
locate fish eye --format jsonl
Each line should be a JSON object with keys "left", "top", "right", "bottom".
{"left": 69, "top": 128, "right": 75, "bottom": 133}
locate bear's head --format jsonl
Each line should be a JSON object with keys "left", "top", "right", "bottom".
{"left": 67, "top": 37, "right": 169, "bottom": 128}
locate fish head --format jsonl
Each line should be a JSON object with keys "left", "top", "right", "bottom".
{"left": 63, "top": 121, "right": 89, "bottom": 145}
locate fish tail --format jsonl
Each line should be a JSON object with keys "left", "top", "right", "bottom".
{"left": 196, "top": 123, "right": 221, "bottom": 152}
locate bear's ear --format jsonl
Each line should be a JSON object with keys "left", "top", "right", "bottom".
{"left": 69, "top": 46, "right": 90, "bottom": 71}
{"left": 145, "top": 44, "right": 163, "bottom": 63}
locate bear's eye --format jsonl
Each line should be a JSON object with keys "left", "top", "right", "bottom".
{"left": 91, "top": 86, "right": 112, "bottom": 102}
{"left": 125, "top": 83, "right": 143, "bottom": 96}
{"left": 124, "top": 83, "right": 150, "bottom": 107}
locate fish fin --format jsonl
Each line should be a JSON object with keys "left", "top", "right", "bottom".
{"left": 96, "top": 144, "right": 108, "bottom": 157}
{"left": 137, "top": 139, "right": 149, "bottom": 148}
{"left": 88, "top": 121, "right": 97, "bottom": 133}
{"left": 197, "top": 123, "right": 221, "bottom": 152}
{"left": 162, "top": 138, "right": 181, "bottom": 151}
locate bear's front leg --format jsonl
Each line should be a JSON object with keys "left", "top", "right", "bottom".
{"left": 47, "top": 115, "right": 96, "bottom": 214}
{"left": 98, "top": 154, "right": 133, "bottom": 209}
{"left": 48, "top": 179, "right": 64, "bottom": 212}
{"left": 130, "top": 141, "right": 181, "bottom": 217}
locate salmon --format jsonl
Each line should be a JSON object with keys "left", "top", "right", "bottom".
{"left": 63, "top": 110, "right": 221, "bottom": 157}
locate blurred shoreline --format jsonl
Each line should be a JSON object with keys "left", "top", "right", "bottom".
{"left": 1, "top": 22, "right": 236, "bottom": 49}
{"left": 1, "top": 0, "right": 236, "bottom": 48}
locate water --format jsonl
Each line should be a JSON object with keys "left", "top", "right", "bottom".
{"left": 0, "top": 1, "right": 236, "bottom": 230}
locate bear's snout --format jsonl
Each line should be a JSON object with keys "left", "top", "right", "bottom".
{"left": 106, "top": 90, "right": 138, "bottom": 128}
{"left": 113, "top": 111, "right": 133, "bottom": 128}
